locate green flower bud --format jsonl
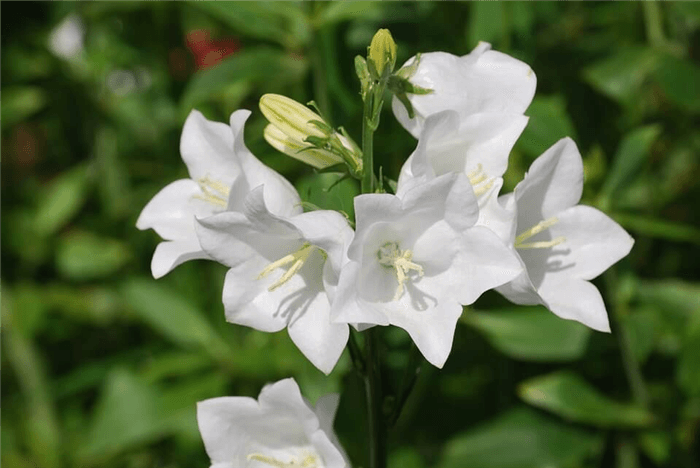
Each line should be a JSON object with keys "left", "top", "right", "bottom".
{"left": 368, "top": 29, "right": 397, "bottom": 77}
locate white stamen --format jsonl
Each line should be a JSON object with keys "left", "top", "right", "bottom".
{"left": 515, "top": 217, "right": 566, "bottom": 250}
{"left": 257, "top": 243, "right": 317, "bottom": 291}
{"left": 467, "top": 164, "right": 495, "bottom": 196}
{"left": 377, "top": 242, "right": 424, "bottom": 301}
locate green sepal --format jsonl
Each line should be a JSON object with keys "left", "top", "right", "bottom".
{"left": 307, "top": 119, "right": 333, "bottom": 135}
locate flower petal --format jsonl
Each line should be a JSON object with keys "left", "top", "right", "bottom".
{"left": 197, "top": 396, "right": 261, "bottom": 465}
{"left": 514, "top": 137, "right": 583, "bottom": 224}
{"left": 137, "top": 179, "right": 214, "bottom": 240}
{"left": 180, "top": 110, "right": 240, "bottom": 185}
{"left": 151, "top": 238, "right": 209, "bottom": 279}
{"left": 538, "top": 276, "right": 611, "bottom": 332}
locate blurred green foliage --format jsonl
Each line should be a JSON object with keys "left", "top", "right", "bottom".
{"left": 2, "top": 2, "right": 699, "bottom": 468}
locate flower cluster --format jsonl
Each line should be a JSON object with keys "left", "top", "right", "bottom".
{"left": 138, "top": 34, "right": 633, "bottom": 467}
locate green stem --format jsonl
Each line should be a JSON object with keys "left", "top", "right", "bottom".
{"left": 364, "top": 328, "right": 386, "bottom": 468}
{"left": 310, "top": 24, "right": 331, "bottom": 123}
{"left": 361, "top": 92, "right": 375, "bottom": 193}
{"left": 606, "top": 269, "right": 650, "bottom": 408}
{"left": 642, "top": 0, "right": 665, "bottom": 50}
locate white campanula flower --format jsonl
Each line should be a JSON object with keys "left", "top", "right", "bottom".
{"left": 332, "top": 174, "right": 522, "bottom": 368}
{"left": 391, "top": 42, "right": 536, "bottom": 138}
{"left": 497, "top": 138, "right": 634, "bottom": 331}
{"left": 197, "top": 378, "right": 348, "bottom": 468}
{"left": 137, "top": 110, "right": 301, "bottom": 278}
{"left": 195, "top": 187, "right": 353, "bottom": 374}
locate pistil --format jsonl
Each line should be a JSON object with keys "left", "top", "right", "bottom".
{"left": 257, "top": 243, "right": 317, "bottom": 291}
{"left": 515, "top": 217, "right": 566, "bottom": 250}
{"left": 193, "top": 176, "right": 230, "bottom": 207}
{"left": 377, "top": 242, "right": 424, "bottom": 301}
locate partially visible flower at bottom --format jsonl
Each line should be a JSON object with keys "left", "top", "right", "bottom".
{"left": 197, "top": 378, "right": 348, "bottom": 468}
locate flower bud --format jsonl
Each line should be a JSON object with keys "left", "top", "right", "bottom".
{"left": 368, "top": 29, "right": 397, "bottom": 77}
{"left": 263, "top": 124, "right": 343, "bottom": 170}
{"left": 259, "top": 93, "right": 329, "bottom": 143}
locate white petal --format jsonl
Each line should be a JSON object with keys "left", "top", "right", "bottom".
{"left": 332, "top": 262, "right": 390, "bottom": 326}
{"left": 310, "top": 430, "right": 348, "bottom": 468}
{"left": 137, "top": 179, "right": 216, "bottom": 240}
{"left": 495, "top": 267, "right": 543, "bottom": 306}
{"left": 392, "top": 45, "right": 536, "bottom": 137}
{"left": 518, "top": 205, "right": 634, "bottom": 285}
{"left": 538, "top": 276, "right": 611, "bottom": 332}
{"left": 197, "top": 396, "right": 261, "bottom": 465}
{"left": 287, "top": 292, "right": 348, "bottom": 375}
{"left": 384, "top": 299, "right": 463, "bottom": 368}
{"left": 227, "top": 110, "right": 302, "bottom": 218}
{"left": 287, "top": 210, "right": 354, "bottom": 275}
{"left": 451, "top": 226, "right": 523, "bottom": 305}
{"left": 514, "top": 137, "right": 583, "bottom": 225}
{"left": 476, "top": 178, "right": 516, "bottom": 242}
{"left": 150, "top": 238, "right": 209, "bottom": 279}
{"left": 180, "top": 110, "right": 240, "bottom": 184}
{"left": 258, "top": 378, "right": 319, "bottom": 435}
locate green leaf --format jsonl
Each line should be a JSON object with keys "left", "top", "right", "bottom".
{"left": 636, "top": 280, "right": 700, "bottom": 321}
{"left": 34, "top": 164, "right": 90, "bottom": 236}
{"left": 653, "top": 54, "right": 700, "bottom": 112}
{"left": 516, "top": 94, "right": 577, "bottom": 158}
{"left": 610, "top": 213, "right": 700, "bottom": 246}
{"left": 120, "top": 278, "right": 230, "bottom": 358}
{"left": 463, "top": 306, "right": 591, "bottom": 362}
{"left": 180, "top": 47, "right": 308, "bottom": 114}
{"left": 467, "top": 1, "right": 506, "bottom": 47}
{"left": 80, "top": 368, "right": 166, "bottom": 461}
{"left": 438, "top": 407, "right": 602, "bottom": 468}
{"left": 599, "top": 124, "right": 661, "bottom": 207}
{"left": 583, "top": 47, "right": 660, "bottom": 105}
{"left": 315, "top": 2, "right": 382, "bottom": 26}
{"left": 194, "top": 2, "right": 310, "bottom": 48}
{"left": 519, "top": 371, "right": 655, "bottom": 427}
{"left": 56, "top": 231, "right": 131, "bottom": 280}
{"left": 677, "top": 327, "right": 700, "bottom": 396}
{"left": 0, "top": 86, "right": 48, "bottom": 129}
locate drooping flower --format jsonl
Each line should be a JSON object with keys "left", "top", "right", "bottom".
{"left": 332, "top": 174, "right": 522, "bottom": 368}
{"left": 195, "top": 187, "right": 353, "bottom": 374}
{"left": 136, "top": 109, "right": 301, "bottom": 278}
{"left": 496, "top": 137, "right": 635, "bottom": 331}
{"left": 197, "top": 378, "right": 348, "bottom": 468}
{"left": 391, "top": 42, "right": 537, "bottom": 138}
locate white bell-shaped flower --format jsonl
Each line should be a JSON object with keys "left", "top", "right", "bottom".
{"left": 391, "top": 42, "right": 536, "bottom": 138}
{"left": 497, "top": 138, "right": 635, "bottom": 331}
{"left": 197, "top": 378, "right": 348, "bottom": 468}
{"left": 332, "top": 174, "right": 522, "bottom": 368}
{"left": 137, "top": 110, "right": 301, "bottom": 278}
{"left": 195, "top": 187, "right": 353, "bottom": 374}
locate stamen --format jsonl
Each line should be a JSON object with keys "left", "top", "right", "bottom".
{"left": 247, "top": 452, "right": 319, "bottom": 467}
{"left": 515, "top": 217, "right": 566, "bottom": 250}
{"left": 467, "top": 164, "right": 495, "bottom": 197}
{"left": 257, "top": 243, "right": 317, "bottom": 292}
{"left": 377, "top": 242, "right": 424, "bottom": 301}
{"left": 192, "top": 176, "right": 230, "bottom": 207}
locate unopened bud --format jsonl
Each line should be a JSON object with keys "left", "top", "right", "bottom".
{"left": 263, "top": 124, "right": 343, "bottom": 170}
{"left": 368, "top": 29, "right": 397, "bottom": 77}
{"left": 259, "top": 94, "right": 329, "bottom": 143}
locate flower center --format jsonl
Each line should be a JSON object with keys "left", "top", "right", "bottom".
{"left": 377, "top": 241, "right": 424, "bottom": 301}
{"left": 193, "top": 176, "right": 230, "bottom": 207}
{"left": 467, "top": 164, "right": 495, "bottom": 197}
{"left": 257, "top": 243, "right": 321, "bottom": 291}
{"left": 247, "top": 451, "right": 321, "bottom": 468}
{"left": 515, "top": 217, "right": 566, "bottom": 250}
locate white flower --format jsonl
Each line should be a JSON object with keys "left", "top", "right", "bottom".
{"left": 197, "top": 378, "right": 348, "bottom": 468}
{"left": 396, "top": 110, "right": 520, "bottom": 242}
{"left": 391, "top": 42, "right": 536, "bottom": 138}
{"left": 496, "top": 138, "right": 635, "bottom": 331}
{"left": 195, "top": 187, "right": 353, "bottom": 374}
{"left": 332, "top": 174, "right": 522, "bottom": 368}
{"left": 137, "top": 109, "right": 301, "bottom": 278}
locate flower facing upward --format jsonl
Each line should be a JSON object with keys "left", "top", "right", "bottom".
{"left": 497, "top": 138, "right": 635, "bottom": 331}
{"left": 197, "top": 378, "right": 348, "bottom": 468}
{"left": 136, "top": 109, "right": 300, "bottom": 278}
{"left": 332, "top": 174, "right": 522, "bottom": 368}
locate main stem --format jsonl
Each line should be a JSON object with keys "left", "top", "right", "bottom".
{"left": 361, "top": 81, "right": 384, "bottom": 468}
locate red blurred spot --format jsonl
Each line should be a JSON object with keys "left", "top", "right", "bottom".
{"left": 186, "top": 29, "right": 240, "bottom": 70}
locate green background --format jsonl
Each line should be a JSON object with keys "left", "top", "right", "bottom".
{"left": 2, "top": 2, "right": 699, "bottom": 467}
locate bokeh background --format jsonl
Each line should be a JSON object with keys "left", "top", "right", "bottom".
{"left": 2, "top": 2, "right": 699, "bottom": 467}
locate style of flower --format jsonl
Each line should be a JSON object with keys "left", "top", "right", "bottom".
{"left": 197, "top": 378, "right": 348, "bottom": 468}
{"left": 195, "top": 187, "right": 353, "bottom": 374}
{"left": 332, "top": 174, "right": 522, "bottom": 368}
{"left": 136, "top": 109, "right": 301, "bottom": 278}
{"left": 496, "top": 137, "right": 635, "bottom": 331}
{"left": 391, "top": 42, "right": 537, "bottom": 138}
